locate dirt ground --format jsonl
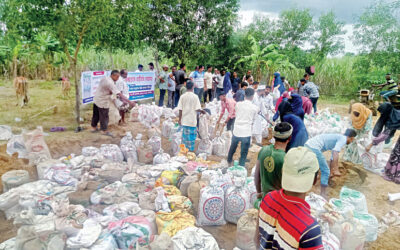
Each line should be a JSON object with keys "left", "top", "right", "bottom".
{"left": 0, "top": 101, "right": 399, "bottom": 249}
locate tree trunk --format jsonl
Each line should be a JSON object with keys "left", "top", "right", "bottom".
{"left": 13, "top": 56, "right": 17, "bottom": 79}
{"left": 109, "top": 50, "right": 115, "bottom": 69}
{"left": 153, "top": 48, "right": 160, "bottom": 76}
{"left": 73, "top": 61, "right": 81, "bottom": 128}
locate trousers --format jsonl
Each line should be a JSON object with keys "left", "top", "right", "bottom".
{"left": 91, "top": 104, "right": 109, "bottom": 131}
{"left": 227, "top": 135, "right": 251, "bottom": 167}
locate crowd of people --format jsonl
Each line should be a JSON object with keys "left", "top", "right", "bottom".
{"left": 88, "top": 64, "right": 400, "bottom": 249}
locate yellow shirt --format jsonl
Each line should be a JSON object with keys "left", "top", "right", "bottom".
{"left": 177, "top": 92, "right": 201, "bottom": 127}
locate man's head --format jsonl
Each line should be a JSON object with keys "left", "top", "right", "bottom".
{"left": 281, "top": 76, "right": 286, "bottom": 81}
{"left": 247, "top": 70, "right": 251, "bottom": 76}
{"left": 248, "top": 77, "right": 254, "bottom": 85}
{"left": 282, "top": 147, "right": 320, "bottom": 193}
{"left": 162, "top": 64, "right": 169, "bottom": 71}
{"left": 253, "top": 81, "right": 259, "bottom": 90}
{"left": 386, "top": 73, "right": 391, "bottom": 81}
{"left": 207, "top": 65, "right": 212, "bottom": 73}
{"left": 344, "top": 128, "right": 357, "bottom": 144}
{"left": 257, "top": 85, "right": 265, "bottom": 96}
{"left": 214, "top": 68, "right": 219, "bottom": 74}
{"left": 180, "top": 63, "right": 186, "bottom": 70}
{"left": 304, "top": 73, "right": 309, "bottom": 81}
{"left": 111, "top": 70, "right": 120, "bottom": 81}
{"left": 138, "top": 64, "right": 143, "bottom": 71}
{"left": 171, "top": 66, "right": 177, "bottom": 73}
{"left": 219, "top": 93, "right": 226, "bottom": 102}
{"left": 245, "top": 87, "right": 255, "bottom": 101}
{"left": 245, "top": 75, "right": 251, "bottom": 82}
{"left": 300, "top": 78, "right": 307, "bottom": 86}
{"left": 120, "top": 69, "right": 128, "bottom": 79}
{"left": 233, "top": 71, "right": 237, "bottom": 78}
{"left": 221, "top": 69, "right": 226, "bottom": 76}
{"left": 148, "top": 62, "right": 154, "bottom": 70}
{"left": 265, "top": 86, "right": 271, "bottom": 95}
{"left": 199, "top": 65, "right": 204, "bottom": 73}
{"left": 241, "top": 82, "right": 248, "bottom": 89}
{"left": 186, "top": 80, "right": 194, "bottom": 91}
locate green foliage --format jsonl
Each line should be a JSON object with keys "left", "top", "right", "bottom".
{"left": 276, "top": 9, "right": 313, "bottom": 48}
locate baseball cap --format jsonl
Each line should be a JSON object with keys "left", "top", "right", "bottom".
{"left": 282, "top": 147, "right": 319, "bottom": 193}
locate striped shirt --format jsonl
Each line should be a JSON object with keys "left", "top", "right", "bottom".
{"left": 258, "top": 189, "right": 323, "bottom": 250}
{"left": 303, "top": 82, "right": 319, "bottom": 98}
{"left": 387, "top": 79, "right": 398, "bottom": 91}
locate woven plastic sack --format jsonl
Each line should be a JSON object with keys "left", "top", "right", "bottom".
{"left": 90, "top": 181, "right": 138, "bottom": 205}
{"left": 137, "top": 144, "right": 153, "bottom": 164}
{"left": 170, "top": 132, "right": 182, "bottom": 156}
{"left": 0, "top": 125, "right": 12, "bottom": 141}
{"left": 306, "top": 192, "right": 328, "bottom": 216}
{"left": 167, "top": 195, "right": 192, "bottom": 212}
{"left": 156, "top": 210, "right": 196, "bottom": 237}
{"left": 148, "top": 136, "right": 162, "bottom": 155}
{"left": 329, "top": 198, "right": 355, "bottom": 217}
{"left": 130, "top": 106, "right": 139, "bottom": 122}
{"left": 171, "top": 227, "right": 219, "bottom": 250}
{"left": 197, "top": 139, "right": 213, "bottom": 155}
{"left": 225, "top": 177, "right": 251, "bottom": 224}
{"left": 187, "top": 176, "right": 208, "bottom": 216}
{"left": 197, "top": 184, "right": 225, "bottom": 226}
{"left": 108, "top": 216, "right": 154, "bottom": 248}
{"left": 119, "top": 132, "right": 138, "bottom": 162}
{"left": 23, "top": 127, "right": 51, "bottom": 165}
{"left": 139, "top": 189, "right": 157, "bottom": 211}
{"left": 330, "top": 217, "right": 366, "bottom": 250}
{"left": 43, "top": 163, "right": 77, "bottom": 186}
{"left": 227, "top": 165, "right": 247, "bottom": 178}
{"left": 162, "top": 119, "right": 175, "bottom": 138}
{"left": 178, "top": 175, "right": 198, "bottom": 197}
{"left": 236, "top": 209, "right": 258, "bottom": 250}
{"left": 322, "top": 230, "right": 340, "bottom": 250}
{"left": 153, "top": 150, "right": 171, "bottom": 165}
{"left": 198, "top": 113, "right": 209, "bottom": 139}
{"left": 212, "top": 136, "right": 225, "bottom": 157}
{"left": 211, "top": 171, "right": 233, "bottom": 194}
{"left": 160, "top": 170, "right": 183, "bottom": 186}
{"left": 339, "top": 186, "right": 368, "bottom": 214}
{"left": 82, "top": 146, "right": 99, "bottom": 157}
{"left": 66, "top": 218, "right": 102, "bottom": 248}
{"left": 6, "top": 134, "right": 28, "bottom": 159}
{"left": 2, "top": 170, "right": 30, "bottom": 193}
{"left": 90, "top": 232, "right": 118, "bottom": 250}
{"left": 246, "top": 177, "right": 257, "bottom": 207}
{"left": 99, "top": 144, "right": 124, "bottom": 162}
{"left": 354, "top": 212, "right": 379, "bottom": 242}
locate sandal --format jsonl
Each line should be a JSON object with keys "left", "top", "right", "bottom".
{"left": 102, "top": 131, "right": 114, "bottom": 138}
{"left": 90, "top": 128, "right": 99, "bottom": 133}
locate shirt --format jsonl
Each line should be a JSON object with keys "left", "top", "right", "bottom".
{"left": 204, "top": 72, "right": 213, "bottom": 90}
{"left": 297, "top": 81, "right": 306, "bottom": 96}
{"left": 303, "top": 82, "right": 319, "bottom": 98}
{"left": 232, "top": 77, "right": 241, "bottom": 93}
{"left": 192, "top": 71, "right": 205, "bottom": 88}
{"left": 220, "top": 98, "right": 236, "bottom": 120}
{"left": 305, "top": 134, "right": 347, "bottom": 152}
{"left": 159, "top": 71, "right": 169, "bottom": 90}
{"left": 235, "top": 89, "right": 245, "bottom": 102}
{"left": 233, "top": 100, "right": 259, "bottom": 137}
{"left": 258, "top": 145, "right": 286, "bottom": 195}
{"left": 259, "top": 190, "right": 323, "bottom": 250}
{"left": 387, "top": 79, "right": 398, "bottom": 91}
{"left": 116, "top": 77, "right": 129, "bottom": 98}
{"left": 94, "top": 76, "right": 120, "bottom": 109}
{"left": 262, "top": 94, "right": 274, "bottom": 111}
{"left": 167, "top": 73, "right": 175, "bottom": 92}
{"left": 174, "top": 69, "right": 186, "bottom": 89}
{"left": 217, "top": 75, "right": 224, "bottom": 89}
{"left": 177, "top": 91, "right": 201, "bottom": 127}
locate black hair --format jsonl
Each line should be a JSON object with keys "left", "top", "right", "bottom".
{"left": 180, "top": 63, "right": 185, "bottom": 69}
{"left": 265, "top": 86, "right": 271, "bottom": 89}
{"left": 207, "top": 65, "right": 212, "bottom": 69}
{"left": 303, "top": 73, "right": 309, "bottom": 78}
{"left": 245, "top": 88, "right": 255, "bottom": 98}
{"left": 344, "top": 128, "right": 357, "bottom": 137}
{"left": 186, "top": 80, "right": 194, "bottom": 90}
{"left": 199, "top": 65, "right": 203, "bottom": 69}
{"left": 281, "top": 76, "right": 286, "bottom": 80}
{"left": 241, "top": 82, "right": 248, "bottom": 88}
{"left": 111, "top": 70, "right": 120, "bottom": 75}
{"left": 274, "top": 122, "right": 292, "bottom": 142}
{"left": 120, "top": 69, "right": 127, "bottom": 75}
{"left": 246, "top": 75, "right": 251, "bottom": 81}
{"left": 300, "top": 78, "right": 306, "bottom": 83}
{"left": 253, "top": 81, "right": 259, "bottom": 85}
{"left": 172, "top": 65, "right": 177, "bottom": 69}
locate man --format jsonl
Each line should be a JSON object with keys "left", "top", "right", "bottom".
{"left": 305, "top": 129, "right": 357, "bottom": 197}
{"left": 217, "top": 93, "right": 236, "bottom": 131}
{"left": 375, "top": 73, "right": 399, "bottom": 101}
{"left": 91, "top": 70, "right": 121, "bottom": 137}
{"left": 227, "top": 88, "right": 259, "bottom": 167}
{"left": 158, "top": 65, "right": 169, "bottom": 107}
{"left": 193, "top": 65, "right": 205, "bottom": 102}
{"left": 212, "top": 68, "right": 221, "bottom": 100}
{"left": 174, "top": 63, "right": 186, "bottom": 107}
{"left": 256, "top": 147, "right": 323, "bottom": 249}
{"left": 252, "top": 85, "right": 268, "bottom": 145}
{"left": 255, "top": 122, "right": 292, "bottom": 197}
{"left": 263, "top": 86, "right": 274, "bottom": 111}
{"left": 167, "top": 66, "right": 176, "bottom": 108}
{"left": 177, "top": 80, "right": 204, "bottom": 151}
{"left": 215, "top": 69, "right": 224, "bottom": 100}
{"left": 148, "top": 62, "right": 155, "bottom": 71}
{"left": 281, "top": 76, "right": 290, "bottom": 90}
{"left": 135, "top": 64, "right": 143, "bottom": 72}
{"left": 116, "top": 69, "right": 135, "bottom": 125}
{"left": 235, "top": 82, "right": 248, "bottom": 102}
{"left": 251, "top": 81, "right": 259, "bottom": 90}
{"left": 203, "top": 66, "right": 213, "bottom": 103}
{"left": 242, "top": 70, "right": 254, "bottom": 83}
{"left": 297, "top": 74, "right": 308, "bottom": 96}
{"left": 303, "top": 78, "right": 320, "bottom": 113}
{"left": 231, "top": 72, "right": 241, "bottom": 93}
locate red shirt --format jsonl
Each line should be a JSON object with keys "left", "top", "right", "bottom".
{"left": 220, "top": 98, "right": 236, "bottom": 119}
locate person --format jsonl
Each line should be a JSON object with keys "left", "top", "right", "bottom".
{"left": 177, "top": 80, "right": 204, "bottom": 151}
{"left": 274, "top": 100, "right": 308, "bottom": 151}
{"left": 135, "top": 64, "right": 143, "bottom": 72}
{"left": 252, "top": 86, "right": 267, "bottom": 145}
{"left": 212, "top": 68, "right": 220, "bottom": 100}
{"left": 303, "top": 78, "right": 320, "bottom": 113}
{"left": 223, "top": 71, "right": 232, "bottom": 94}
{"left": 203, "top": 66, "right": 213, "bottom": 103}
{"left": 274, "top": 91, "right": 290, "bottom": 112}
{"left": 343, "top": 103, "right": 373, "bottom": 164}
{"left": 215, "top": 69, "right": 224, "bottom": 100}
{"left": 366, "top": 103, "right": 400, "bottom": 183}
{"left": 297, "top": 75, "right": 308, "bottom": 96}
{"left": 375, "top": 73, "right": 399, "bottom": 101}
{"left": 217, "top": 93, "right": 236, "bottom": 131}
{"left": 158, "top": 65, "right": 169, "bottom": 107}
{"left": 302, "top": 96, "right": 313, "bottom": 115}
{"left": 167, "top": 66, "right": 176, "bottom": 108}
{"left": 192, "top": 65, "right": 205, "bottom": 102}
{"left": 116, "top": 69, "right": 135, "bottom": 124}
{"left": 305, "top": 129, "right": 357, "bottom": 197}
{"left": 242, "top": 70, "right": 254, "bottom": 83}
{"left": 91, "top": 70, "right": 121, "bottom": 137}
{"left": 281, "top": 76, "right": 290, "bottom": 90}
{"left": 255, "top": 147, "right": 323, "bottom": 249}
{"left": 174, "top": 63, "right": 186, "bottom": 107}
{"left": 227, "top": 88, "right": 259, "bottom": 167}
{"left": 289, "top": 92, "right": 305, "bottom": 120}
{"left": 272, "top": 72, "right": 285, "bottom": 96}
{"left": 254, "top": 122, "right": 292, "bottom": 197}
{"left": 251, "top": 81, "right": 259, "bottom": 90}
{"left": 231, "top": 72, "right": 240, "bottom": 93}
{"left": 263, "top": 86, "right": 274, "bottom": 111}
{"left": 234, "top": 82, "right": 247, "bottom": 102}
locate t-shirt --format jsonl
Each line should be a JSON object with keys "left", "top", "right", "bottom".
{"left": 177, "top": 91, "right": 201, "bottom": 127}
{"left": 233, "top": 100, "right": 259, "bottom": 137}
{"left": 297, "top": 81, "right": 306, "bottom": 96}
{"left": 192, "top": 71, "right": 204, "bottom": 88}
{"left": 158, "top": 71, "right": 169, "bottom": 90}
{"left": 204, "top": 72, "right": 213, "bottom": 90}
{"left": 217, "top": 75, "right": 224, "bottom": 89}
{"left": 305, "top": 134, "right": 347, "bottom": 152}
{"left": 235, "top": 89, "right": 245, "bottom": 102}
{"left": 258, "top": 145, "right": 286, "bottom": 195}
{"left": 304, "top": 82, "right": 319, "bottom": 98}
{"left": 174, "top": 69, "right": 186, "bottom": 88}
{"left": 94, "top": 76, "right": 119, "bottom": 109}
{"left": 167, "top": 73, "right": 175, "bottom": 92}
{"left": 259, "top": 189, "right": 323, "bottom": 250}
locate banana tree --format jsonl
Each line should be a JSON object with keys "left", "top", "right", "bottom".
{"left": 33, "top": 32, "right": 62, "bottom": 80}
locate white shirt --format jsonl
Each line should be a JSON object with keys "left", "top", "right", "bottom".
{"left": 233, "top": 99, "right": 259, "bottom": 137}
{"left": 262, "top": 94, "right": 274, "bottom": 112}
{"left": 94, "top": 77, "right": 119, "bottom": 109}
{"left": 116, "top": 77, "right": 129, "bottom": 98}
{"left": 177, "top": 91, "right": 201, "bottom": 127}
{"left": 204, "top": 72, "right": 213, "bottom": 90}
{"left": 167, "top": 72, "right": 175, "bottom": 92}
{"left": 217, "top": 75, "right": 224, "bottom": 89}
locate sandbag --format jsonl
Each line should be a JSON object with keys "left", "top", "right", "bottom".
{"left": 330, "top": 217, "right": 366, "bottom": 250}
{"left": 170, "top": 132, "right": 182, "bottom": 156}
{"left": 225, "top": 177, "right": 251, "bottom": 224}
{"left": 139, "top": 189, "right": 157, "bottom": 211}
{"left": 354, "top": 212, "right": 379, "bottom": 242}
{"left": 120, "top": 132, "right": 138, "bottom": 162}
{"left": 171, "top": 227, "right": 220, "bottom": 250}
{"left": 138, "top": 104, "right": 161, "bottom": 128}
{"left": 90, "top": 232, "right": 118, "bottom": 250}
{"left": 99, "top": 144, "right": 123, "bottom": 162}
{"left": 23, "top": 127, "right": 52, "bottom": 165}
{"left": 168, "top": 195, "right": 192, "bottom": 213}
{"left": 43, "top": 163, "right": 77, "bottom": 186}
{"left": 178, "top": 175, "right": 198, "bottom": 197}
{"left": 130, "top": 106, "right": 139, "bottom": 122}
{"left": 187, "top": 175, "right": 208, "bottom": 215}
{"left": 148, "top": 136, "right": 162, "bottom": 155}
{"left": 306, "top": 192, "right": 328, "bottom": 216}
{"left": 236, "top": 209, "right": 258, "bottom": 250}
{"left": 82, "top": 146, "right": 99, "bottom": 157}
{"left": 221, "top": 131, "right": 232, "bottom": 157}
{"left": 211, "top": 171, "right": 233, "bottom": 194}
{"left": 153, "top": 150, "right": 171, "bottom": 165}
{"left": 2, "top": 170, "right": 30, "bottom": 193}
{"left": 339, "top": 186, "right": 368, "bottom": 214}
{"left": 197, "top": 184, "right": 225, "bottom": 226}
{"left": 108, "top": 216, "right": 154, "bottom": 248}
{"left": 162, "top": 119, "right": 175, "bottom": 138}
{"left": 66, "top": 219, "right": 102, "bottom": 248}
{"left": 322, "top": 230, "right": 340, "bottom": 250}
{"left": 90, "top": 181, "right": 138, "bottom": 205}
{"left": 156, "top": 210, "right": 196, "bottom": 237}
{"left": 15, "top": 226, "right": 66, "bottom": 250}
{"left": 212, "top": 136, "right": 225, "bottom": 157}
{"left": 6, "top": 134, "right": 28, "bottom": 159}
{"left": 246, "top": 177, "right": 257, "bottom": 208}
{"left": 329, "top": 198, "right": 355, "bottom": 218}
{"left": 227, "top": 165, "right": 247, "bottom": 178}
{"left": 149, "top": 232, "right": 172, "bottom": 250}
{"left": 0, "top": 125, "right": 12, "bottom": 141}
{"left": 197, "top": 139, "right": 213, "bottom": 155}
{"left": 198, "top": 113, "right": 209, "bottom": 139}
{"left": 137, "top": 144, "right": 153, "bottom": 164}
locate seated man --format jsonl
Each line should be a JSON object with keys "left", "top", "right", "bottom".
{"left": 255, "top": 122, "right": 292, "bottom": 198}
{"left": 305, "top": 129, "right": 357, "bottom": 197}
{"left": 376, "top": 73, "right": 399, "bottom": 101}
{"left": 256, "top": 147, "right": 323, "bottom": 249}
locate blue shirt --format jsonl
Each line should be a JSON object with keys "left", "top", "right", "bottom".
{"left": 305, "top": 134, "right": 347, "bottom": 152}
{"left": 304, "top": 82, "right": 319, "bottom": 98}
{"left": 235, "top": 89, "right": 245, "bottom": 102}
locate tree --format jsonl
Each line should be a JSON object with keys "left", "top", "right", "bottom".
{"left": 246, "top": 15, "right": 278, "bottom": 47}
{"left": 33, "top": 32, "right": 63, "bottom": 80}
{"left": 312, "top": 11, "right": 346, "bottom": 60}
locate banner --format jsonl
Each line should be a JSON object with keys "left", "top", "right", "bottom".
{"left": 81, "top": 71, "right": 155, "bottom": 104}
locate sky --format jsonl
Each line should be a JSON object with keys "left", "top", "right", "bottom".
{"left": 238, "top": 0, "right": 379, "bottom": 54}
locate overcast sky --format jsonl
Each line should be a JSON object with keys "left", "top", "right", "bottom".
{"left": 238, "top": 0, "right": 379, "bottom": 53}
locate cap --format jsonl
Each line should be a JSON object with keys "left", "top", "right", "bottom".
{"left": 138, "top": 64, "right": 143, "bottom": 68}
{"left": 258, "top": 85, "right": 266, "bottom": 90}
{"left": 282, "top": 147, "right": 319, "bottom": 193}
{"left": 148, "top": 62, "right": 154, "bottom": 67}
{"left": 162, "top": 64, "right": 169, "bottom": 68}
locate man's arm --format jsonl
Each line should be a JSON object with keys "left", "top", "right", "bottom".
{"left": 178, "top": 110, "right": 182, "bottom": 125}
{"left": 255, "top": 160, "right": 262, "bottom": 196}
{"left": 204, "top": 77, "right": 207, "bottom": 90}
